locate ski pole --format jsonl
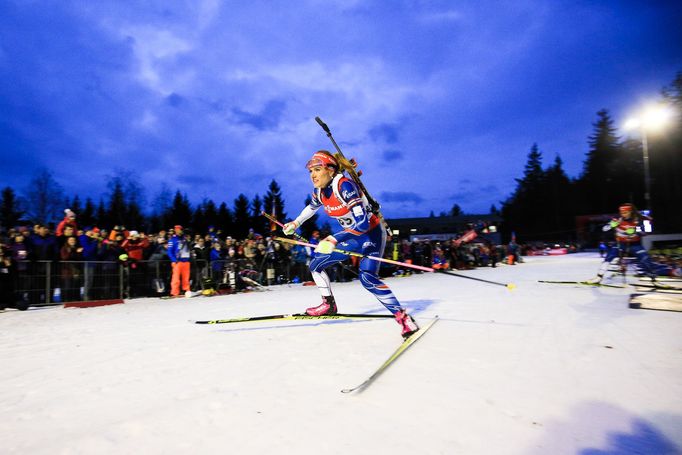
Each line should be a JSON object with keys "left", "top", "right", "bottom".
{"left": 262, "top": 211, "right": 309, "bottom": 244}
{"left": 438, "top": 270, "right": 516, "bottom": 290}
{"left": 273, "top": 236, "right": 434, "bottom": 272}
{"left": 274, "top": 236, "right": 516, "bottom": 289}
{"left": 262, "top": 212, "right": 359, "bottom": 277}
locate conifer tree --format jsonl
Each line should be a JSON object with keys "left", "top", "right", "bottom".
{"left": 69, "top": 195, "right": 82, "bottom": 220}
{"left": 80, "top": 198, "right": 96, "bottom": 228}
{"left": 543, "top": 155, "right": 575, "bottom": 237}
{"left": 232, "top": 194, "right": 251, "bottom": 238}
{"left": 501, "top": 144, "right": 546, "bottom": 239}
{"left": 263, "top": 179, "right": 287, "bottom": 225}
{"left": 218, "top": 202, "right": 233, "bottom": 236}
{"left": 167, "top": 191, "right": 192, "bottom": 230}
{"left": 0, "top": 187, "right": 24, "bottom": 229}
{"left": 578, "top": 110, "right": 623, "bottom": 214}
{"left": 202, "top": 199, "right": 219, "bottom": 232}
{"left": 106, "top": 178, "right": 127, "bottom": 227}
{"left": 250, "top": 194, "right": 267, "bottom": 234}
{"left": 150, "top": 184, "right": 173, "bottom": 232}
{"left": 450, "top": 203, "right": 463, "bottom": 216}
{"left": 192, "top": 203, "right": 206, "bottom": 234}
{"left": 96, "top": 199, "right": 107, "bottom": 227}
{"left": 127, "top": 199, "right": 145, "bottom": 231}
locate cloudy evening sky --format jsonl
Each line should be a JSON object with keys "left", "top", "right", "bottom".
{"left": 1, "top": 0, "right": 680, "bottom": 219}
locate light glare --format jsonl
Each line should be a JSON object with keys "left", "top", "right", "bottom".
{"left": 642, "top": 105, "right": 674, "bottom": 131}
{"left": 625, "top": 103, "right": 675, "bottom": 133}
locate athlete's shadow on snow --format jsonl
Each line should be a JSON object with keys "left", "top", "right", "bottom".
{"left": 402, "top": 299, "right": 438, "bottom": 315}
{"left": 525, "top": 401, "right": 681, "bottom": 454}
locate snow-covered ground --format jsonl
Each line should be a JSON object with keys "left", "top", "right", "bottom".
{"left": 1, "top": 253, "right": 681, "bottom": 455}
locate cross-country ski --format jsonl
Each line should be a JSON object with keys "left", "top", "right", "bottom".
{"left": 341, "top": 316, "right": 439, "bottom": 394}
{"left": 192, "top": 312, "right": 395, "bottom": 324}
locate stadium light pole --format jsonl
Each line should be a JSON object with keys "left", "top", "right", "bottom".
{"left": 623, "top": 103, "right": 674, "bottom": 214}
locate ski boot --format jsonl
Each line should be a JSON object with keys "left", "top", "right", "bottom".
{"left": 306, "top": 295, "right": 337, "bottom": 316}
{"left": 395, "top": 309, "right": 419, "bottom": 338}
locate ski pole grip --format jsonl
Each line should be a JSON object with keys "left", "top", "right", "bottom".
{"left": 315, "top": 116, "right": 331, "bottom": 133}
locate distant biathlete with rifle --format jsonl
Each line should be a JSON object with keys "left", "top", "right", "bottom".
{"left": 283, "top": 150, "right": 419, "bottom": 338}
{"left": 588, "top": 203, "right": 658, "bottom": 283}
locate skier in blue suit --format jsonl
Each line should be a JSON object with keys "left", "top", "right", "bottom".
{"left": 283, "top": 150, "right": 418, "bottom": 338}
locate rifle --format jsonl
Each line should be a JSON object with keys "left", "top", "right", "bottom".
{"left": 315, "top": 116, "right": 392, "bottom": 236}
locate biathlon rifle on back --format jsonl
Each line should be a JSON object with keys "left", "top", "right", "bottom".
{"left": 314, "top": 116, "right": 392, "bottom": 235}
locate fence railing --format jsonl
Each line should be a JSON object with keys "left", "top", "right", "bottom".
{"left": 9, "top": 250, "right": 429, "bottom": 307}
{"left": 9, "top": 257, "right": 326, "bottom": 306}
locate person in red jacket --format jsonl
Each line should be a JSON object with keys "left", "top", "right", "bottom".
{"left": 56, "top": 209, "right": 78, "bottom": 238}
{"left": 121, "top": 231, "right": 150, "bottom": 298}
{"left": 121, "top": 231, "right": 150, "bottom": 261}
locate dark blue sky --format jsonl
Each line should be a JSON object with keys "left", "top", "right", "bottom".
{"left": 1, "top": 1, "right": 680, "bottom": 219}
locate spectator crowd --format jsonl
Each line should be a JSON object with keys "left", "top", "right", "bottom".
{"left": 1, "top": 208, "right": 524, "bottom": 308}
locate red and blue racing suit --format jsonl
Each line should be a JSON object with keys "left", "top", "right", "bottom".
{"left": 292, "top": 174, "right": 402, "bottom": 314}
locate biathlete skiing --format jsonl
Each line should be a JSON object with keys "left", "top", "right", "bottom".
{"left": 282, "top": 150, "right": 419, "bottom": 338}
{"left": 588, "top": 202, "right": 671, "bottom": 283}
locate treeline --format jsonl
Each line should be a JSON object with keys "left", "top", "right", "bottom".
{"left": 501, "top": 72, "right": 682, "bottom": 241}
{"left": 0, "top": 175, "right": 313, "bottom": 239}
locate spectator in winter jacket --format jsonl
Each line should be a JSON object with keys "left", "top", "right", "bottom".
{"left": 79, "top": 227, "right": 101, "bottom": 300}
{"left": 0, "top": 246, "right": 28, "bottom": 311}
{"left": 210, "top": 241, "right": 224, "bottom": 274}
{"left": 243, "top": 239, "right": 258, "bottom": 266}
{"left": 10, "top": 233, "right": 30, "bottom": 273}
{"left": 167, "top": 225, "right": 191, "bottom": 297}
{"left": 291, "top": 244, "right": 311, "bottom": 282}
{"left": 108, "top": 225, "right": 129, "bottom": 242}
{"left": 121, "top": 231, "right": 150, "bottom": 262}
{"left": 56, "top": 208, "right": 78, "bottom": 238}
{"left": 192, "top": 237, "right": 210, "bottom": 280}
{"left": 30, "top": 225, "right": 58, "bottom": 262}
{"left": 121, "top": 231, "right": 150, "bottom": 298}
{"left": 79, "top": 228, "right": 102, "bottom": 262}
{"left": 207, "top": 226, "right": 218, "bottom": 242}
{"left": 58, "top": 225, "right": 77, "bottom": 248}
{"left": 192, "top": 237, "right": 210, "bottom": 263}
{"left": 60, "top": 236, "right": 83, "bottom": 301}
{"left": 148, "top": 231, "right": 168, "bottom": 262}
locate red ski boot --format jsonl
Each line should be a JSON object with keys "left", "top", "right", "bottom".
{"left": 395, "top": 309, "right": 419, "bottom": 338}
{"left": 305, "top": 295, "right": 337, "bottom": 316}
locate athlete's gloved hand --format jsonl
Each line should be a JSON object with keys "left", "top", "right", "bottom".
{"left": 315, "top": 236, "right": 337, "bottom": 254}
{"left": 609, "top": 219, "right": 619, "bottom": 228}
{"left": 282, "top": 221, "right": 299, "bottom": 235}
{"left": 625, "top": 227, "right": 636, "bottom": 235}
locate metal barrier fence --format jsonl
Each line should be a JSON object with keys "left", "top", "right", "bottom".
{"left": 9, "top": 258, "right": 328, "bottom": 306}
{"left": 4, "top": 246, "right": 505, "bottom": 309}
